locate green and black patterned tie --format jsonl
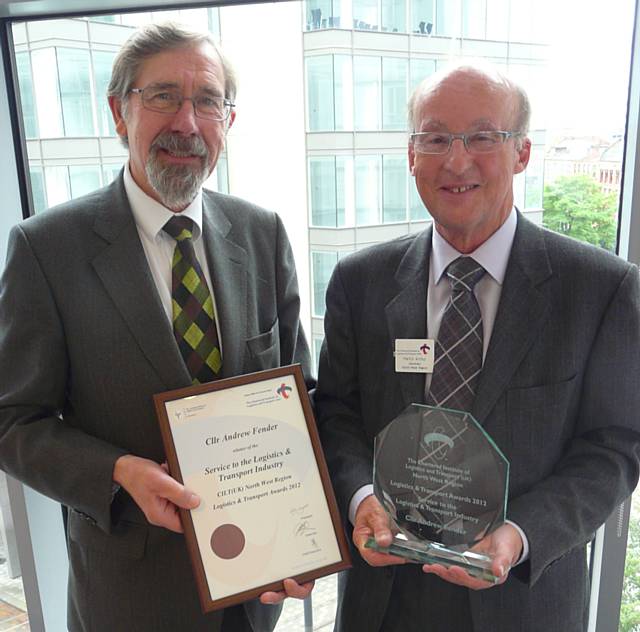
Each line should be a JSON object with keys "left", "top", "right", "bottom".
{"left": 163, "top": 216, "right": 221, "bottom": 384}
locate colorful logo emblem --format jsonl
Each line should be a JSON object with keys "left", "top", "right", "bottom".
{"left": 276, "top": 383, "right": 293, "bottom": 399}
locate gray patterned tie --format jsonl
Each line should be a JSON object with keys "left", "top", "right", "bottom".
{"left": 426, "top": 257, "right": 486, "bottom": 413}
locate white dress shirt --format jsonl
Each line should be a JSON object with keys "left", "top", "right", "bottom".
{"left": 123, "top": 164, "right": 223, "bottom": 356}
{"left": 349, "top": 208, "right": 530, "bottom": 563}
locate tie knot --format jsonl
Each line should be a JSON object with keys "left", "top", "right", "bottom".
{"left": 446, "top": 257, "right": 485, "bottom": 292}
{"left": 163, "top": 216, "right": 194, "bottom": 242}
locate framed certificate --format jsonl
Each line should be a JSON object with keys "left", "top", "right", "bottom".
{"left": 153, "top": 364, "right": 351, "bottom": 613}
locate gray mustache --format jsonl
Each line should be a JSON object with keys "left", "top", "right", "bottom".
{"left": 151, "top": 134, "right": 208, "bottom": 159}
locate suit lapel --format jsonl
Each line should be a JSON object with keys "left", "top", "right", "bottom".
{"left": 91, "top": 176, "right": 190, "bottom": 389}
{"left": 472, "top": 214, "right": 553, "bottom": 424}
{"left": 201, "top": 194, "right": 248, "bottom": 379}
{"left": 385, "top": 229, "right": 432, "bottom": 408}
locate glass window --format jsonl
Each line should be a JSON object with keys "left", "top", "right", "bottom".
{"left": 382, "top": 57, "right": 408, "bottom": 130}
{"left": 93, "top": 50, "right": 117, "bottom": 137}
{"left": 313, "top": 336, "right": 324, "bottom": 372}
{"left": 309, "top": 156, "right": 338, "bottom": 226}
{"left": 69, "top": 165, "right": 101, "bottom": 198}
{"left": 410, "top": 173, "right": 429, "bottom": 220}
{"left": 29, "top": 166, "right": 47, "bottom": 213}
{"left": 411, "top": 0, "right": 434, "bottom": 34}
{"left": 44, "top": 166, "right": 70, "bottom": 207}
{"left": 312, "top": 251, "right": 339, "bottom": 316}
{"left": 103, "top": 163, "right": 123, "bottom": 185}
{"left": 462, "top": 0, "right": 487, "bottom": 39}
{"left": 435, "top": 0, "right": 460, "bottom": 36}
{"left": 334, "top": 55, "right": 353, "bottom": 131}
{"left": 486, "top": 0, "right": 509, "bottom": 40}
{"left": 57, "top": 48, "right": 95, "bottom": 136}
{"left": 31, "top": 48, "right": 63, "bottom": 138}
{"left": 353, "top": 0, "right": 378, "bottom": 30}
{"left": 383, "top": 155, "right": 407, "bottom": 222}
{"left": 306, "top": 0, "right": 332, "bottom": 29}
{"left": 15, "top": 52, "right": 38, "bottom": 138}
{"left": 354, "top": 56, "right": 381, "bottom": 130}
{"left": 410, "top": 58, "right": 436, "bottom": 93}
{"left": 306, "top": 55, "right": 334, "bottom": 131}
{"left": 525, "top": 152, "right": 544, "bottom": 209}
{"left": 381, "top": 0, "right": 406, "bottom": 32}
{"left": 355, "top": 154, "right": 381, "bottom": 225}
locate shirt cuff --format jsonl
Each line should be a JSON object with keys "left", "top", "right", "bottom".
{"left": 505, "top": 519, "right": 529, "bottom": 564}
{"left": 348, "top": 484, "right": 375, "bottom": 525}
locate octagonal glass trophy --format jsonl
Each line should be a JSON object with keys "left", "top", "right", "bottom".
{"left": 365, "top": 404, "right": 509, "bottom": 583}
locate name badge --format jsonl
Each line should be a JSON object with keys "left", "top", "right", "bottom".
{"left": 394, "top": 339, "right": 434, "bottom": 373}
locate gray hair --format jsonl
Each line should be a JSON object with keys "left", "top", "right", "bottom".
{"left": 407, "top": 61, "right": 531, "bottom": 138}
{"left": 107, "top": 22, "right": 237, "bottom": 107}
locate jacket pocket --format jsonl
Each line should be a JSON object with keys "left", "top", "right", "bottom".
{"left": 68, "top": 509, "right": 147, "bottom": 560}
{"left": 246, "top": 319, "right": 280, "bottom": 368}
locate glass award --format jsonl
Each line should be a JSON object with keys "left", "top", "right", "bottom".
{"left": 365, "top": 404, "right": 509, "bottom": 583}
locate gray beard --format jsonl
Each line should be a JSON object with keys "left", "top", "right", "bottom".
{"left": 145, "top": 134, "right": 210, "bottom": 210}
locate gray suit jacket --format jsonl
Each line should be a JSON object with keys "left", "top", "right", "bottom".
{"left": 315, "top": 213, "right": 640, "bottom": 632}
{"left": 0, "top": 173, "right": 312, "bottom": 631}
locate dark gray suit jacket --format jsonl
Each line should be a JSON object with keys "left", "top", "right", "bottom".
{"left": 315, "top": 213, "right": 640, "bottom": 632}
{"left": 0, "top": 173, "right": 312, "bottom": 631}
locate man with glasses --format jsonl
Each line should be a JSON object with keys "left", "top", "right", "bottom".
{"left": 315, "top": 63, "right": 640, "bottom": 631}
{"left": 0, "top": 22, "right": 312, "bottom": 632}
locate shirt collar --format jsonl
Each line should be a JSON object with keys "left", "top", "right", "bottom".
{"left": 124, "top": 162, "right": 204, "bottom": 242}
{"left": 431, "top": 207, "right": 518, "bottom": 285}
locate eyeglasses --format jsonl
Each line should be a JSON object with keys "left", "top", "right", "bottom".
{"left": 128, "top": 86, "right": 235, "bottom": 121}
{"left": 410, "top": 130, "right": 521, "bottom": 155}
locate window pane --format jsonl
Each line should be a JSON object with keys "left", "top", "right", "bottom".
{"left": 306, "top": 55, "right": 334, "bottom": 131}
{"left": 335, "top": 155, "right": 350, "bottom": 226}
{"left": 381, "top": 0, "right": 406, "bottom": 32}
{"left": 103, "top": 164, "right": 123, "bottom": 185}
{"left": 29, "top": 166, "right": 46, "bottom": 213}
{"left": 411, "top": 0, "right": 434, "bottom": 34}
{"left": 31, "top": 48, "right": 63, "bottom": 138}
{"left": 44, "top": 166, "right": 70, "bottom": 206}
{"left": 410, "top": 173, "right": 429, "bottom": 220}
{"left": 57, "top": 48, "right": 95, "bottom": 136}
{"left": 312, "top": 251, "right": 338, "bottom": 316}
{"left": 486, "top": 0, "right": 509, "bottom": 40}
{"left": 353, "top": 0, "right": 378, "bottom": 30}
{"left": 355, "top": 154, "right": 381, "bottom": 225}
{"left": 462, "top": 0, "right": 486, "bottom": 39}
{"left": 69, "top": 165, "right": 101, "bottom": 198}
{"left": 383, "top": 155, "right": 407, "bottom": 222}
{"left": 309, "top": 157, "right": 337, "bottom": 226}
{"left": 93, "top": 50, "right": 116, "bottom": 136}
{"left": 382, "top": 57, "right": 408, "bottom": 130}
{"left": 410, "top": 58, "right": 436, "bottom": 92}
{"left": 15, "top": 52, "right": 38, "bottom": 138}
{"left": 435, "top": 0, "right": 460, "bottom": 36}
{"left": 334, "top": 55, "right": 353, "bottom": 131}
{"left": 354, "top": 56, "right": 381, "bottom": 130}
{"left": 306, "top": 0, "right": 332, "bottom": 29}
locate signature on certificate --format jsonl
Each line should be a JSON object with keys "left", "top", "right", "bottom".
{"left": 290, "top": 504, "right": 320, "bottom": 550}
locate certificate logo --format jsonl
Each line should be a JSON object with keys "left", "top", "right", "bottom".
{"left": 276, "top": 383, "right": 293, "bottom": 399}
{"left": 420, "top": 343, "right": 431, "bottom": 355}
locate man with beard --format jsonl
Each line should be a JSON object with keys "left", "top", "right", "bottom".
{"left": 0, "top": 22, "right": 313, "bottom": 632}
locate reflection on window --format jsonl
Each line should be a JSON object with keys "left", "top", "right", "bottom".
{"left": 307, "top": 56, "right": 335, "bottom": 131}
{"left": 69, "top": 165, "right": 101, "bottom": 198}
{"left": 31, "top": 48, "right": 63, "bottom": 138}
{"left": 381, "top": 0, "right": 406, "bottom": 32}
{"left": 411, "top": 0, "right": 434, "bottom": 34}
{"left": 29, "top": 166, "right": 46, "bottom": 213}
{"left": 93, "top": 50, "right": 117, "bottom": 136}
{"left": 312, "top": 251, "right": 339, "bottom": 316}
{"left": 354, "top": 56, "right": 381, "bottom": 130}
{"left": 383, "top": 57, "right": 408, "bottom": 130}
{"left": 353, "top": 0, "right": 378, "bottom": 30}
{"left": 16, "top": 52, "right": 38, "bottom": 138}
{"left": 58, "top": 48, "right": 94, "bottom": 136}
{"left": 383, "top": 155, "right": 406, "bottom": 222}
{"left": 355, "top": 154, "right": 381, "bottom": 224}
